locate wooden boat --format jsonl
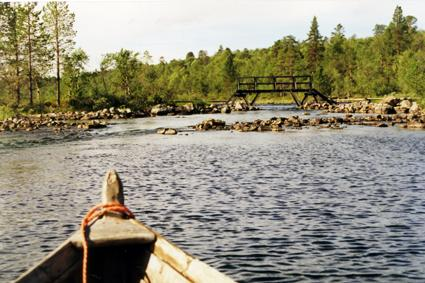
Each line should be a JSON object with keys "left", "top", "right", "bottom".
{"left": 15, "top": 170, "right": 235, "bottom": 283}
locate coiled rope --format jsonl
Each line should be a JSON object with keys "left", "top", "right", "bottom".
{"left": 80, "top": 203, "right": 135, "bottom": 283}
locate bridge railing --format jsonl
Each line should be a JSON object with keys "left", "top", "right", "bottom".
{"left": 236, "top": 75, "right": 312, "bottom": 93}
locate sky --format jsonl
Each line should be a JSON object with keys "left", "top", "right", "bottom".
{"left": 66, "top": 0, "right": 425, "bottom": 70}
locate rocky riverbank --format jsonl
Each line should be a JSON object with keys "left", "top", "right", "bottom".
{"left": 193, "top": 110, "right": 425, "bottom": 132}
{"left": 149, "top": 100, "right": 257, "bottom": 116}
{"left": 0, "top": 107, "right": 143, "bottom": 133}
{"left": 0, "top": 100, "right": 257, "bottom": 133}
{"left": 303, "top": 96, "right": 421, "bottom": 115}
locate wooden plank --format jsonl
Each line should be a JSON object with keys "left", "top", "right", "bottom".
{"left": 71, "top": 217, "right": 155, "bottom": 248}
{"left": 144, "top": 254, "right": 191, "bottom": 283}
{"left": 14, "top": 240, "right": 81, "bottom": 283}
{"left": 251, "top": 93, "right": 260, "bottom": 105}
{"left": 184, "top": 259, "right": 235, "bottom": 283}
{"left": 132, "top": 220, "right": 236, "bottom": 283}
{"left": 153, "top": 237, "right": 191, "bottom": 272}
{"left": 290, "top": 92, "right": 300, "bottom": 106}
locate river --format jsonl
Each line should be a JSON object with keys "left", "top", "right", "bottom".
{"left": 1, "top": 106, "right": 425, "bottom": 282}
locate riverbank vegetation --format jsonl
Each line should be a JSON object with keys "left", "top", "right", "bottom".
{"left": 1, "top": 3, "right": 424, "bottom": 118}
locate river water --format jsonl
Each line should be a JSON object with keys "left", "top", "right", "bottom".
{"left": 1, "top": 106, "right": 425, "bottom": 282}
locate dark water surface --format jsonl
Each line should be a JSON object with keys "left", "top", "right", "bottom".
{"left": 1, "top": 106, "right": 425, "bottom": 282}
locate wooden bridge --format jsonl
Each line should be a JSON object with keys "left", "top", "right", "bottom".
{"left": 228, "top": 75, "right": 336, "bottom": 106}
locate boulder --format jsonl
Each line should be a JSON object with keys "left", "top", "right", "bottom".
{"left": 399, "top": 99, "right": 412, "bottom": 110}
{"left": 374, "top": 103, "right": 395, "bottom": 114}
{"left": 195, "top": 119, "right": 226, "bottom": 131}
{"left": 409, "top": 102, "right": 420, "bottom": 114}
{"left": 233, "top": 100, "right": 248, "bottom": 111}
{"left": 381, "top": 96, "right": 400, "bottom": 107}
{"left": 376, "top": 123, "right": 388, "bottom": 127}
{"left": 407, "top": 121, "right": 425, "bottom": 129}
{"left": 182, "top": 103, "right": 194, "bottom": 113}
{"left": 150, "top": 104, "right": 174, "bottom": 116}
{"left": 164, "top": 128, "right": 177, "bottom": 135}
{"left": 309, "top": 117, "right": 322, "bottom": 126}
{"left": 156, "top": 128, "right": 177, "bottom": 135}
{"left": 88, "top": 120, "right": 107, "bottom": 129}
{"left": 271, "top": 124, "right": 283, "bottom": 132}
{"left": 221, "top": 105, "right": 231, "bottom": 114}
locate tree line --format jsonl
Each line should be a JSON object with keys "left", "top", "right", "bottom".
{"left": 1, "top": 3, "right": 424, "bottom": 113}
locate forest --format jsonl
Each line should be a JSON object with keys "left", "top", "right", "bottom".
{"left": 0, "top": 2, "right": 424, "bottom": 116}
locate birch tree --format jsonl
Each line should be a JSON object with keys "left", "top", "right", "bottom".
{"left": 0, "top": 3, "right": 25, "bottom": 106}
{"left": 43, "top": 1, "right": 75, "bottom": 107}
{"left": 22, "top": 2, "right": 52, "bottom": 105}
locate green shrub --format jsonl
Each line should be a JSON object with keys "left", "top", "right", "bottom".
{"left": 0, "top": 106, "right": 16, "bottom": 120}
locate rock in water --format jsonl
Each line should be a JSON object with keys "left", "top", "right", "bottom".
{"left": 407, "top": 122, "right": 425, "bottom": 129}
{"left": 233, "top": 100, "right": 248, "bottom": 111}
{"left": 195, "top": 119, "right": 226, "bottom": 130}
{"left": 381, "top": 96, "right": 400, "bottom": 107}
{"left": 156, "top": 128, "right": 177, "bottom": 135}
{"left": 409, "top": 102, "right": 420, "bottom": 114}
{"left": 374, "top": 103, "right": 395, "bottom": 114}
{"left": 400, "top": 99, "right": 412, "bottom": 110}
{"left": 150, "top": 104, "right": 174, "bottom": 116}
{"left": 221, "top": 105, "right": 231, "bottom": 114}
{"left": 164, "top": 128, "right": 177, "bottom": 135}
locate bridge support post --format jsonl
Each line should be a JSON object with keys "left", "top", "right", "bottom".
{"left": 290, "top": 92, "right": 300, "bottom": 106}
{"left": 250, "top": 93, "right": 260, "bottom": 106}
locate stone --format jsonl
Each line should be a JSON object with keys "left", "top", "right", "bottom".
{"left": 399, "top": 99, "right": 412, "bottom": 109}
{"left": 381, "top": 96, "right": 400, "bottom": 107}
{"left": 194, "top": 119, "right": 226, "bottom": 131}
{"left": 271, "top": 125, "right": 283, "bottom": 132}
{"left": 309, "top": 118, "right": 322, "bottom": 126}
{"left": 182, "top": 103, "right": 194, "bottom": 113}
{"left": 233, "top": 100, "right": 248, "bottom": 111}
{"left": 150, "top": 104, "right": 174, "bottom": 116}
{"left": 81, "top": 114, "right": 92, "bottom": 120}
{"left": 409, "top": 102, "right": 420, "bottom": 114}
{"left": 164, "top": 128, "right": 177, "bottom": 135}
{"left": 395, "top": 106, "right": 408, "bottom": 114}
{"left": 376, "top": 123, "right": 388, "bottom": 127}
{"left": 221, "top": 105, "right": 231, "bottom": 114}
{"left": 374, "top": 103, "right": 395, "bottom": 114}
{"left": 407, "top": 121, "right": 425, "bottom": 129}
{"left": 156, "top": 128, "right": 166, "bottom": 134}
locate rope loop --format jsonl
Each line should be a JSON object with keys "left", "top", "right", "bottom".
{"left": 81, "top": 203, "right": 134, "bottom": 283}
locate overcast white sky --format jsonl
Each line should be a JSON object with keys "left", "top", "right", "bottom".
{"left": 67, "top": 0, "right": 425, "bottom": 70}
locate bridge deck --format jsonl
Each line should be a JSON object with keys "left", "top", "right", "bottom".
{"left": 230, "top": 75, "right": 335, "bottom": 106}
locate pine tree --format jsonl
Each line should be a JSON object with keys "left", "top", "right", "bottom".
{"left": 223, "top": 48, "right": 236, "bottom": 83}
{"left": 305, "top": 16, "right": 324, "bottom": 75}
{"left": 43, "top": 1, "right": 76, "bottom": 107}
{"left": 272, "top": 36, "right": 303, "bottom": 75}
{"left": 385, "top": 6, "right": 416, "bottom": 55}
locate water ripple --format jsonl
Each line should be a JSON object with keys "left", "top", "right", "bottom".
{"left": 1, "top": 108, "right": 425, "bottom": 282}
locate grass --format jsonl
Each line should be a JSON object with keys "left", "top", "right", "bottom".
{"left": 0, "top": 106, "right": 16, "bottom": 120}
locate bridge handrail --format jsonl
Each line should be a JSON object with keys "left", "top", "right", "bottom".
{"left": 237, "top": 75, "right": 311, "bottom": 80}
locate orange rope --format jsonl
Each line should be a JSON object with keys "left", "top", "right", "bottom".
{"left": 80, "top": 203, "right": 135, "bottom": 283}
